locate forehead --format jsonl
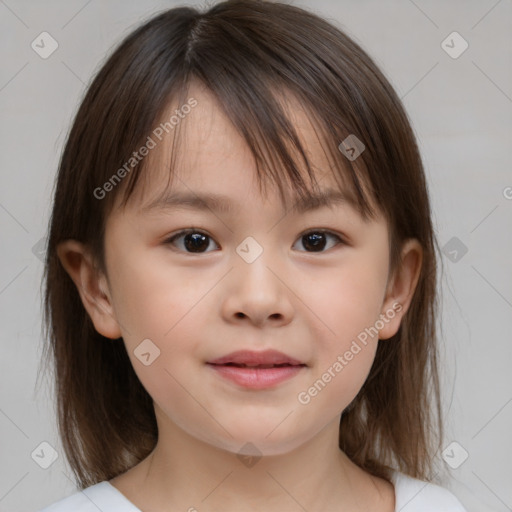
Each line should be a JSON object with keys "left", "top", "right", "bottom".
{"left": 114, "top": 81, "right": 376, "bottom": 219}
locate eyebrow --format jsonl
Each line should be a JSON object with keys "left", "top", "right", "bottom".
{"left": 140, "top": 188, "right": 359, "bottom": 215}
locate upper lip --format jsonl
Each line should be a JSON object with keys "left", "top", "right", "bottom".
{"left": 207, "top": 349, "right": 306, "bottom": 366}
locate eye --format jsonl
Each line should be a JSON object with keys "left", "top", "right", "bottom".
{"left": 164, "top": 228, "right": 345, "bottom": 254}
{"left": 165, "top": 229, "right": 219, "bottom": 254}
{"left": 292, "top": 229, "right": 344, "bottom": 253}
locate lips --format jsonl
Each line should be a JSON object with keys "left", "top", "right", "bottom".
{"left": 207, "top": 349, "right": 306, "bottom": 367}
{"left": 206, "top": 349, "right": 306, "bottom": 389}
{"left": 219, "top": 363, "right": 295, "bottom": 369}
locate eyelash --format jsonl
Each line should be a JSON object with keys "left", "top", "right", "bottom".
{"left": 164, "top": 227, "right": 346, "bottom": 254}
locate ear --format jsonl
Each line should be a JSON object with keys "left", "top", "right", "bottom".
{"left": 378, "top": 238, "right": 423, "bottom": 340}
{"left": 56, "top": 240, "right": 122, "bottom": 340}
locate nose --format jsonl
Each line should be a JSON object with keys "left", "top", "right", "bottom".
{"left": 221, "top": 251, "right": 294, "bottom": 328}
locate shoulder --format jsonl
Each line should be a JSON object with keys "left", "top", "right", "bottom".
{"left": 391, "top": 471, "right": 468, "bottom": 511}
{"left": 36, "top": 481, "right": 140, "bottom": 512}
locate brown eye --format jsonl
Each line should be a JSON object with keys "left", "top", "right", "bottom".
{"left": 166, "top": 230, "right": 219, "bottom": 253}
{"left": 293, "top": 230, "right": 344, "bottom": 253}
{"left": 165, "top": 228, "right": 345, "bottom": 255}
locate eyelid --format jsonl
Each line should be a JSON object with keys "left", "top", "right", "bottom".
{"left": 297, "top": 228, "right": 347, "bottom": 244}
{"left": 165, "top": 227, "right": 219, "bottom": 251}
{"left": 164, "top": 227, "right": 348, "bottom": 254}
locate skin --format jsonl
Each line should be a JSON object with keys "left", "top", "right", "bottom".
{"left": 57, "top": 82, "right": 422, "bottom": 512}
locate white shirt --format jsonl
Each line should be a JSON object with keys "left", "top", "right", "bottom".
{"left": 38, "top": 471, "right": 468, "bottom": 511}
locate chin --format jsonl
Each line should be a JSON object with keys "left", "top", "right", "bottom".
{"left": 203, "top": 427, "right": 310, "bottom": 459}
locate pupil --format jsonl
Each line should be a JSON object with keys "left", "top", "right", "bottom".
{"left": 303, "top": 232, "right": 325, "bottom": 251}
{"left": 182, "top": 232, "right": 327, "bottom": 253}
{"left": 185, "top": 233, "right": 209, "bottom": 252}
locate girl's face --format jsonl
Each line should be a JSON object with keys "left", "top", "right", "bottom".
{"left": 85, "top": 85, "right": 419, "bottom": 457}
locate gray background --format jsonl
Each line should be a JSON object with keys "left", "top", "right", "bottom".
{"left": 0, "top": 0, "right": 511, "bottom": 511}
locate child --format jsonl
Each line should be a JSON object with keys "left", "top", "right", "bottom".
{"left": 38, "top": 0, "right": 467, "bottom": 510}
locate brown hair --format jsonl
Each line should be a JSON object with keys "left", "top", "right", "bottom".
{"left": 39, "top": 0, "right": 443, "bottom": 489}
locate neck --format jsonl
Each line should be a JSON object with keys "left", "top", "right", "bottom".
{"left": 112, "top": 410, "right": 394, "bottom": 512}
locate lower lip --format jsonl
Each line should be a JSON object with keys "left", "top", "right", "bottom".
{"left": 206, "top": 363, "right": 305, "bottom": 389}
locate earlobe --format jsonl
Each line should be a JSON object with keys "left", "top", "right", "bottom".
{"left": 378, "top": 239, "right": 423, "bottom": 340}
{"left": 56, "top": 240, "right": 122, "bottom": 340}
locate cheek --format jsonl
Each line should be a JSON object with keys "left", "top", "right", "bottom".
{"left": 297, "top": 253, "right": 387, "bottom": 344}
{"left": 109, "top": 250, "right": 212, "bottom": 342}
{"left": 294, "top": 255, "right": 385, "bottom": 412}
{"left": 107, "top": 251, "right": 212, "bottom": 396}
{"left": 299, "top": 326, "right": 378, "bottom": 419}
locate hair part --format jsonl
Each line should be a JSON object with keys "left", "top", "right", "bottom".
{"left": 39, "top": 0, "right": 443, "bottom": 488}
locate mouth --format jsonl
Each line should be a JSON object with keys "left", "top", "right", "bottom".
{"left": 206, "top": 350, "right": 307, "bottom": 389}
{"left": 207, "top": 349, "right": 306, "bottom": 367}
{"left": 209, "top": 362, "right": 305, "bottom": 369}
